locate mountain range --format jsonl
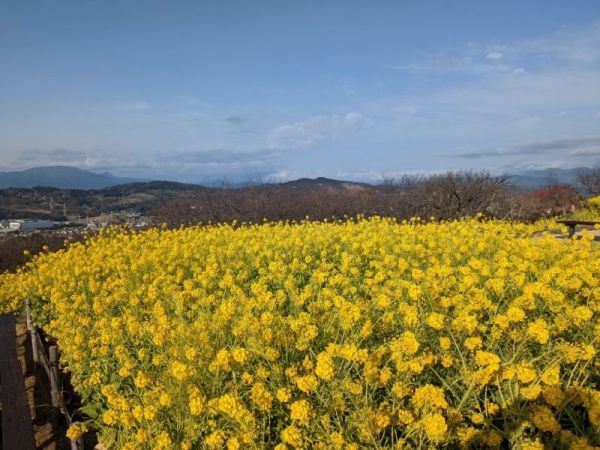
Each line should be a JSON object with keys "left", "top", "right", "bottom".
{"left": 506, "top": 167, "right": 589, "bottom": 188}
{"left": 0, "top": 166, "right": 145, "bottom": 189}
{"left": 0, "top": 165, "right": 591, "bottom": 190}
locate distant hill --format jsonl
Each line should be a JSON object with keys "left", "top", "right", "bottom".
{"left": 0, "top": 181, "right": 207, "bottom": 220}
{"left": 282, "top": 176, "right": 371, "bottom": 190}
{"left": 508, "top": 167, "right": 590, "bottom": 189}
{"left": 1, "top": 166, "right": 596, "bottom": 220}
{"left": 0, "top": 166, "right": 146, "bottom": 189}
{"left": 2, "top": 166, "right": 593, "bottom": 191}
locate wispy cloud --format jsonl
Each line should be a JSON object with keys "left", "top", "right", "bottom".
{"left": 161, "top": 148, "right": 279, "bottom": 166}
{"left": 149, "top": 147, "right": 284, "bottom": 182}
{"left": 377, "top": 20, "right": 600, "bottom": 155}
{"left": 450, "top": 136, "right": 600, "bottom": 159}
{"left": 267, "top": 112, "right": 374, "bottom": 149}
{"left": 17, "top": 148, "right": 88, "bottom": 162}
{"left": 526, "top": 21, "right": 600, "bottom": 64}
{"left": 486, "top": 51, "right": 503, "bottom": 60}
{"left": 4, "top": 19, "right": 599, "bottom": 181}
{"left": 5, "top": 146, "right": 283, "bottom": 181}
{"left": 8, "top": 147, "right": 151, "bottom": 172}
{"left": 384, "top": 21, "right": 600, "bottom": 77}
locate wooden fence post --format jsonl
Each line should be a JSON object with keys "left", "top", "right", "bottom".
{"left": 25, "top": 299, "right": 39, "bottom": 365}
{"left": 49, "top": 345, "right": 60, "bottom": 408}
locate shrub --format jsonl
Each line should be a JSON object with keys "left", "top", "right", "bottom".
{"left": 1, "top": 218, "right": 598, "bottom": 448}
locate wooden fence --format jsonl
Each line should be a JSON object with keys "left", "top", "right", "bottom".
{"left": 0, "top": 313, "right": 36, "bottom": 450}
{"left": 0, "top": 300, "right": 86, "bottom": 450}
{"left": 24, "top": 299, "right": 85, "bottom": 450}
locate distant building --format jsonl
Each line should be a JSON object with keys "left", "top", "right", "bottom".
{"left": 8, "top": 219, "right": 55, "bottom": 231}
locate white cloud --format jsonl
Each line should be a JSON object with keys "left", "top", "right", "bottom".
{"left": 486, "top": 51, "right": 503, "bottom": 60}
{"left": 343, "top": 112, "right": 374, "bottom": 127}
{"left": 266, "top": 169, "right": 301, "bottom": 182}
{"left": 267, "top": 112, "right": 374, "bottom": 149}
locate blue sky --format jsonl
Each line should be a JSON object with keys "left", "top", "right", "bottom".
{"left": 1, "top": 1, "right": 600, "bottom": 183}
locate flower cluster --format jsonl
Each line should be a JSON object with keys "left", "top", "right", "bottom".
{"left": 1, "top": 217, "right": 599, "bottom": 448}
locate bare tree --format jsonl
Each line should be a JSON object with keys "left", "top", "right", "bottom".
{"left": 379, "top": 174, "right": 397, "bottom": 193}
{"left": 577, "top": 162, "right": 600, "bottom": 196}
{"left": 152, "top": 170, "right": 586, "bottom": 227}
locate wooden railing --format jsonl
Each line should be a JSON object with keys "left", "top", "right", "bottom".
{"left": 0, "top": 301, "right": 84, "bottom": 450}
{"left": 24, "top": 300, "right": 84, "bottom": 450}
{"left": 0, "top": 313, "right": 36, "bottom": 450}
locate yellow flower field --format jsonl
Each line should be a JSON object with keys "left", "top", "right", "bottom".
{"left": 1, "top": 217, "right": 599, "bottom": 449}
